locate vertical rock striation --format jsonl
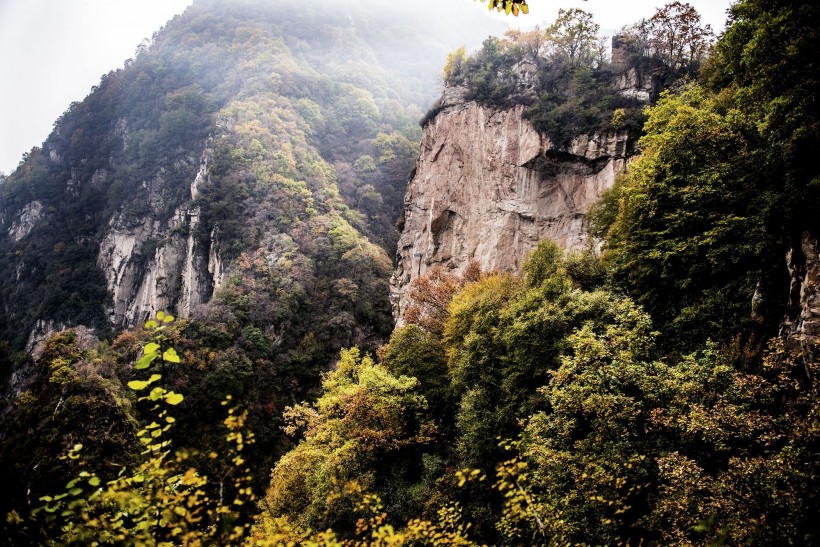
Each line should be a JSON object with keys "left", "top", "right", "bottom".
{"left": 391, "top": 102, "right": 632, "bottom": 319}
{"left": 96, "top": 148, "right": 222, "bottom": 327}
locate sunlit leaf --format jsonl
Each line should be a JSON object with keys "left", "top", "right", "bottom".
{"left": 128, "top": 380, "right": 149, "bottom": 391}
{"left": 165, "top": 392, "right": 184, "bottom": 405}
{"left": 135, "top": 353, "right": 156, "bottom": 370}
{"left": 163, "top": 348, "right": 181, "bottom": 363}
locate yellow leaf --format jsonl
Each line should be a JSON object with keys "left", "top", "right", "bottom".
{"left": 128, "top": 380, "right": 149, "bottom": 391}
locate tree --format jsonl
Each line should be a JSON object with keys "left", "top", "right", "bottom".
{"left": 618, "top": 18, "right": 653, "bottom": 63}
{"left": 504, "top": 27, "right": 548, "bottom": 61}
{"left": 648, "top": 2, "right": 714, "bottom": 72}
{"left": 264, "top": 348, "right": 436, "bottom": 534}
{"left": 598, "top": 85, "right": 778, "bottom": 348}
{"left": 546, "top": 8, "right": 605, "bottom": 68}
{"left": 443, "top": 45, "right": 468, "bottom": 84}
{"left": 403, "top": 261, "right": 481, "bottom": 336}
{"left": 707, "top": 0, "right": 820, "bottom": 237}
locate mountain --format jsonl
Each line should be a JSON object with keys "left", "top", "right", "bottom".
{"left": 0, "top": 0, "right": 504, "bottom": 536}
{"left": 0, "top": 0, "right": 502, "bottom": 361}
{"left": 2, "top": 1, "right": 819, "bottom": 544}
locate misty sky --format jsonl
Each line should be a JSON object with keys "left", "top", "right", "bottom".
{"left": 0, "top": 0, "right": 733, "bottom": 175}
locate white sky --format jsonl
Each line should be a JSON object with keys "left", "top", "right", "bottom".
{"left": 0, "top": 0, "right": 733, "bottom": 175}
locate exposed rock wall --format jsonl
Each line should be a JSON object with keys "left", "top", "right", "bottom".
{"left": 96, "top": 148, "right": 222, "bottom": 327}
{"left": 784, "top": 232, "right": 820, "bottom": 358}
{"left": 8, "top": 201, "right": 44, "bottom": 242}
{"left": 391, "top": 102, "right": 632, "bottom": 319}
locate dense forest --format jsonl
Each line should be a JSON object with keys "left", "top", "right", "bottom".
{"left": 1, "top": 0, "right": 819, "bottom": 545}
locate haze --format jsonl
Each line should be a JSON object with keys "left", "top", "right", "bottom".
{"left": 0, "top": 0, "right": 732, "bottom": 175}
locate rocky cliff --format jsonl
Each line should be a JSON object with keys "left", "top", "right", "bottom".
{"left": 391, "top": 101, "right": 632, "bottom": 319}
{"left": 96, "top": 149, "right": 223, "bottom": 328}
{"left": 784, "top": 232, "right": 820, "bottom": 359}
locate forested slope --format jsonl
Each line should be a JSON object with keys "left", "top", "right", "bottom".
{"left": 0, "top": 0, "right": 503, "bottom": 541}
{"left": 2, "top": 0, "right": 819, "bottom": 545}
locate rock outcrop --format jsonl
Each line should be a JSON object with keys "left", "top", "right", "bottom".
{"left": 8, "top": 201, "right": 44, "bottom": 242}
{"left": 784, "top": 232, "right": 820, "bottom": 358}
{"left": 391, "top": 102, "right": 632, "bottom": 319}
{"left": 96, "top": 148, "right": 222, "bottom": 327}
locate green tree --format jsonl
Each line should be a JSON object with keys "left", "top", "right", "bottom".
{"left": 546, "top": 8, "right": 605, "bottom": 68}
{"left": 598, "top": 85, "right": 779, "bottom": 347}
{"left": 264, "top": 348, "right": 436, "bottom": 535}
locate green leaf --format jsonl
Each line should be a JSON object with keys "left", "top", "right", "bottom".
{"left": 135, "top": 353, "right": 157, "bottom": 370}
{"left": 156, "top": 311, "right": 166, "bottom": 320}
{"left": 162, "top": 314, "right": 175, "bottom": 323}
{"left": 163, "top": 348, "right": 181, "bottom": 363}
{"left": 148, "top": 374, "right": 162, "bottom": 385}
{"left": 128, "top": 380, "right": 149, "bottom": 391}
{"left": 144, "top": 342, "right": 160, "bottom": 355}
{"left": 149, "top": 387, "right": 165, "bottom": 401}
{"left": 165, "top": 392, "right": 184, "bottom": 405}
{"left": 144, "top": 320, "right": 158, "bottom": 329}
{"left": 88, "top": 476, "right": 100, "bottom": 487}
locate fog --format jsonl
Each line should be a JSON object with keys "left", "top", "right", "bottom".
{"left": 0, "top": 0, "right": 732, "bottom": 175}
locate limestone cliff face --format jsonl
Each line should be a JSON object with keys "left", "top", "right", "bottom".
{"left": 96, "top": 148, "right": 223, "bottom": 327}
{"left": 8, "top": 201, "right": 44, "bottom": 243}
{"left": 391, "top": 102, "right": 632, "bottom": 319}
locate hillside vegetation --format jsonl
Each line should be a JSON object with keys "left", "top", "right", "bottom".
{"left": 1, "top": 0, "right": 819, "bottom": 545}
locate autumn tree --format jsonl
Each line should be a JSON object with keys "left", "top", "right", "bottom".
{"left": 403, "top": 261, "right": 481, "bottom": 336}
{"left": 546, "top": 8, "right": 606, "bottom": 68}
{"left": 504, "top": 27, "right": 549, "bottom": 61}
{"left": 649, "top": 2, "right": 714, "bottom": 72}
{"left": 264, "top": 348, "right": 436, "bottom": 535}
{"left": 481, "top": 0, "right": 529, "bottom": 17}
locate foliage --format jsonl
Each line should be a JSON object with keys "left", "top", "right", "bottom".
{"left": 403, "top": 261, "right": 481, "bottom": 336}
{"left": 545, "top": 8, "right": 605, "bottom": 68}
{"left": 480, "top": 0, "right": 529, "bottom": 17}
{"left": 265, "top": 347, "right": 436, "bottom": 535}
{"left": 647, "top": 2, "right": 714, "bottom": 72}
{"left": 596, "top": 85, "right": 783, "bottom": 348}
{"left": 706, "top": 0, "right": 820, "bottom": 236}
{"left": 438, "top": 8, "right": 650, "bottom": 145}
{"left": 380, "top": 325, "right": 451, "bottom": 422}
{"left": 519, "top": 323, "right": 819, "bottom": 546}
{"left": 13, "top": 314, "right": 258, "bottom": 545}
